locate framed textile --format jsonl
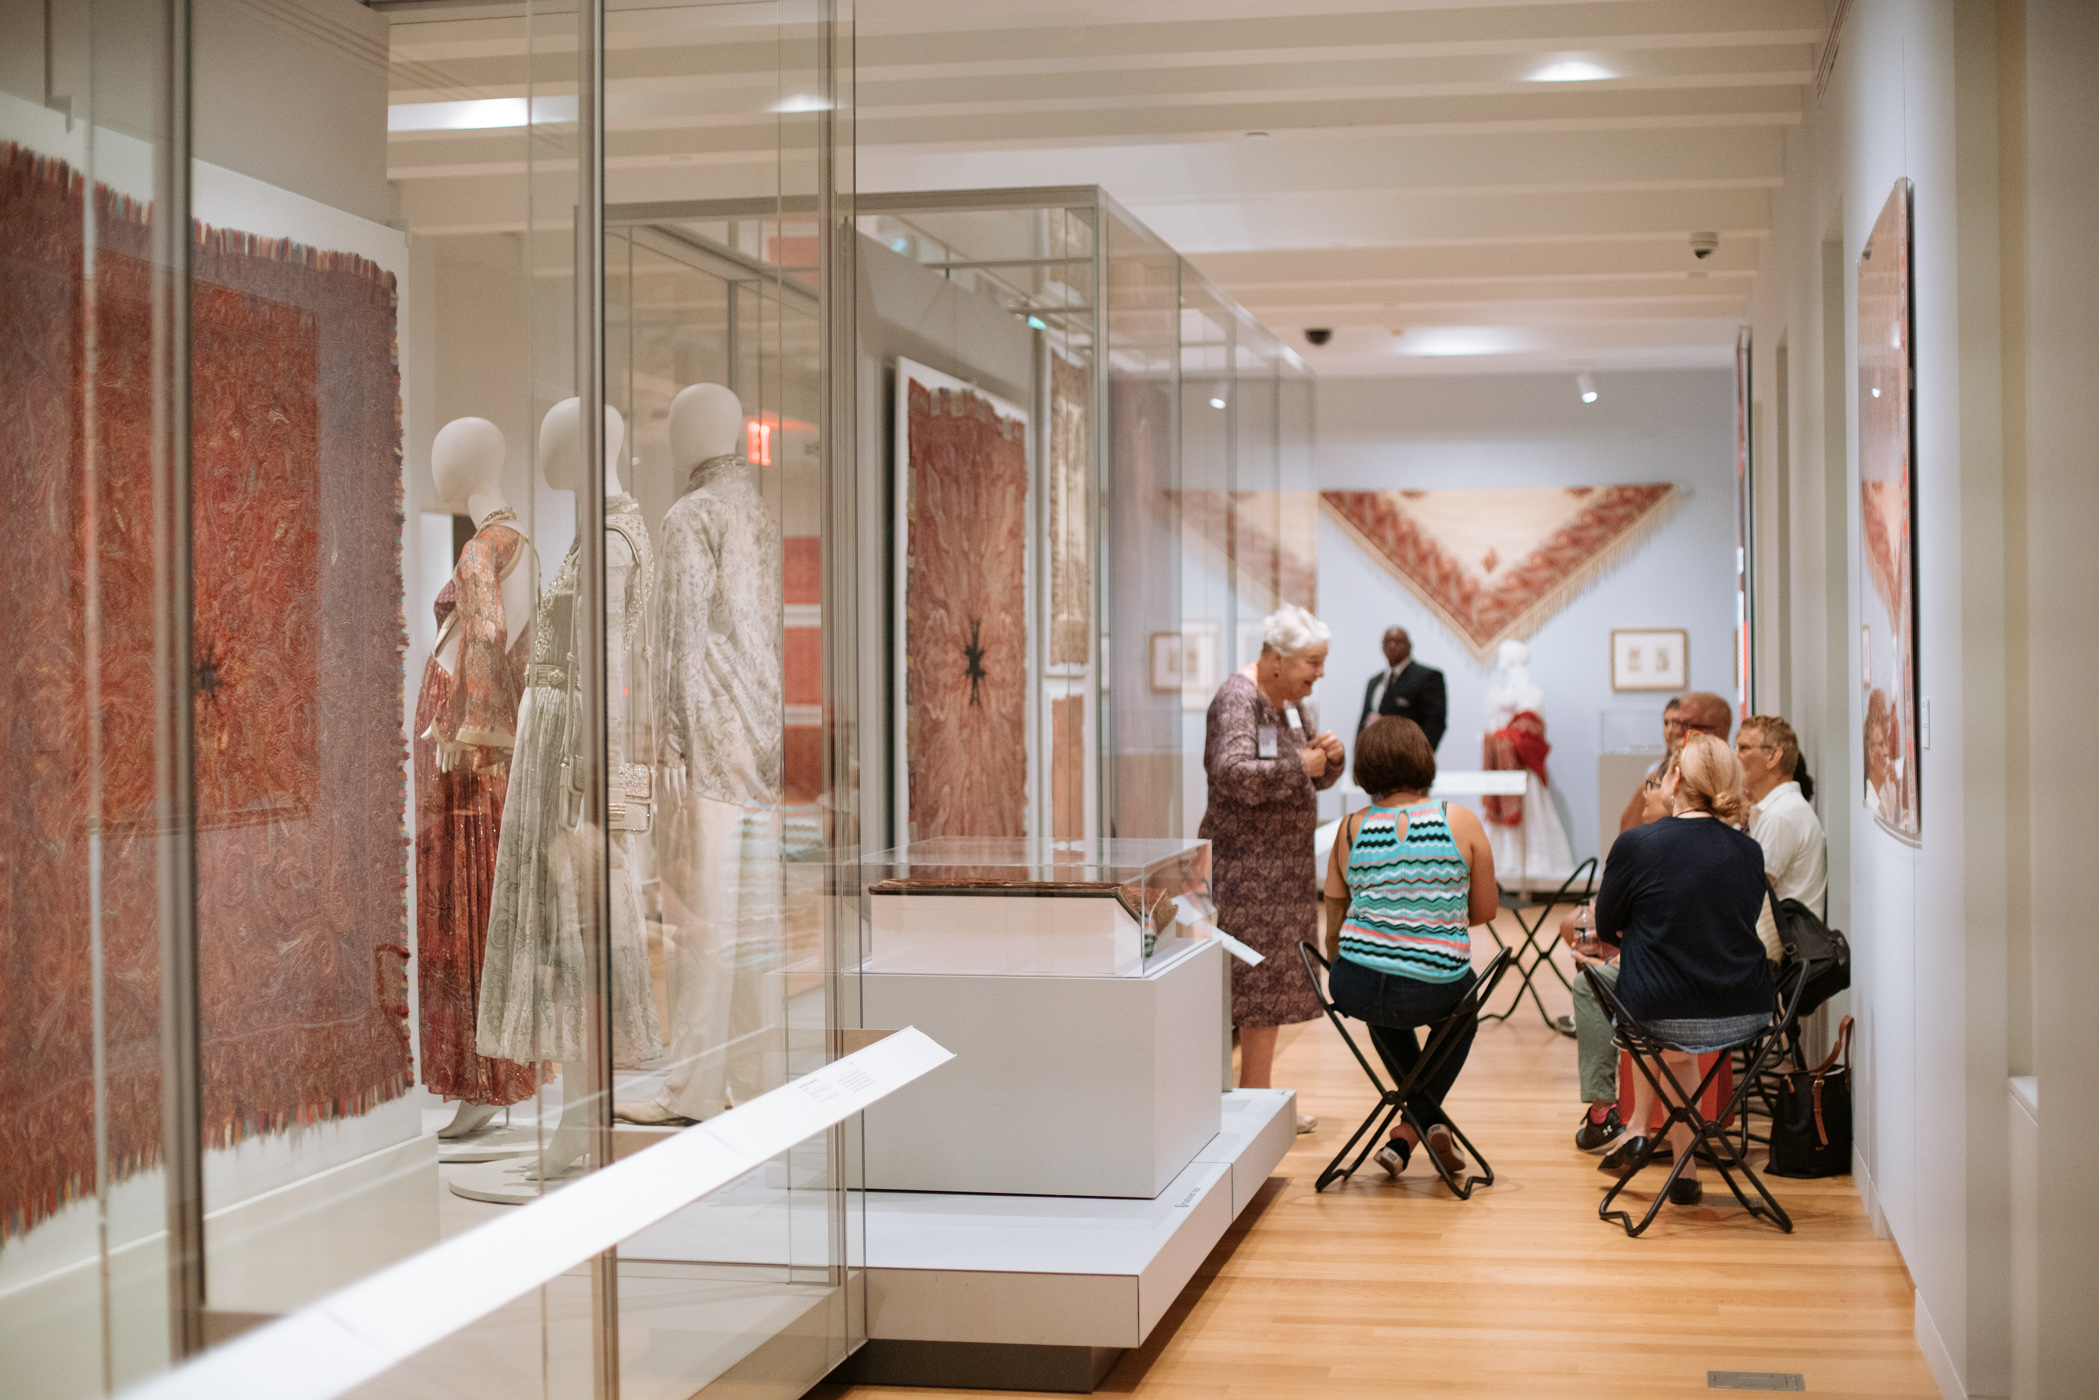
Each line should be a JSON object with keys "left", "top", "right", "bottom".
{"left": 1858, "top": 180, "right": 1920, "bottom": 842}
{"left": 0, "top": 146, "right": 409, "bottom": 1241}
{"left": 1611, "top": 629, "right": 1688, "bottom": 691}
{"left": 894, "top": 359, "right": 1029, "bottom": 841}
{"left": 1047, "top": 349, "right": 1091, "bottom": 669}
{"left": 1321, "top": 485, "right": 1678, "bottom": 662}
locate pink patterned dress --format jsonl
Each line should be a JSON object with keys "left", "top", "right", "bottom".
{"left": 413, "top": 520, "right": 541, "bottom": 1105}
{"left": 1198, "top": 672, "right": 1337, "bottom": 1028}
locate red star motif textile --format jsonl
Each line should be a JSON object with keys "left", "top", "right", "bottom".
{"left": 0, "top": 146, "right": 408, "bottom": 1241}
{"left": 901, "top": 364, "right": 1028, "bottom": 840}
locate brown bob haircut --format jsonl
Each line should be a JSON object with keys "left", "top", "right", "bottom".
{"left": 1354, "top": 716, "right": 1438, "bottom": 796}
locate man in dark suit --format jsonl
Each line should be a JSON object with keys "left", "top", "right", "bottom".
{"left": 1358, "top": 626, "right": 1447, "bottom": 749}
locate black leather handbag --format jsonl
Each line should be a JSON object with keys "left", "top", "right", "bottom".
{"left": 1774, "top": 897, "right": 1851, "bottom": 1019}
{"left": 1767, "top": 1015, "right": 1853, "bottom": 1178}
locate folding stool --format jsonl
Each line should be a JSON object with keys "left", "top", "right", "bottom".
{"left": 1481, "top": 857, "right": 1597, "bottom": 1036}
{"left": 1581, "top": 963, "right": 1809, "bottom": 1237}
{"left": 1297, "top": 943, "right": 1514, "bottom": 1199}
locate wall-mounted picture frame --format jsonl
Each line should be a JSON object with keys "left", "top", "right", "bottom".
{"left": 1858, "top": 178, "right": 1921, "bottom": 844}
{"left": 1611, "top": 628, "right": 1688, "bottom": 692}
{"left": 1148, "top": 631, "right": 1183, "bottom": 694}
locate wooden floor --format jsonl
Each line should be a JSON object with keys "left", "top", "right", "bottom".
{"left": 825, "top": 910, "right": 1939, "bottom": 1400}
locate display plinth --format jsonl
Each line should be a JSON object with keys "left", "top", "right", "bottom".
{"left": 861, "top": 937, "right": 1223, "bottom": 1199}
{"left": 831, "top": 1088, "right": 1296, "bottom": 1393}
{"left": 870, "top": 888, "right": 1145, "bottom": 977}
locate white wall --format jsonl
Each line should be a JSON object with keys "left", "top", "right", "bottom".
{"left": 1308, "top": 371, "right": 1740, "bottom": 865}
{"left": 2016, "top": 3, "right": 2099, "bottom": 1395}
{"left": 1735, "top": 2, "right": 2095, "bottom": 1394}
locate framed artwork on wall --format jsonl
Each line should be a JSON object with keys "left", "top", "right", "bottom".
{"left": 1611, "top": 629, "right": 1688, "bottom": 691}
{"left": 1148, "top": 632, "right": 1181, "bottom": 694}
{"left": 1858, "top": 179, "right": 1920, "bottom": 844}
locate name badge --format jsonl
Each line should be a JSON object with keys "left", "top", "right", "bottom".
{"left": 1284, "top": 705, "right": 1304, "bottom": 733}
{"left": 1256, "top": 726, "right": 1279, "bottom": 759}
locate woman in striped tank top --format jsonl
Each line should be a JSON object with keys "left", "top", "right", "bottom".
{"left": 1321, "top": 716, "right": 1499, "bottom": 1179}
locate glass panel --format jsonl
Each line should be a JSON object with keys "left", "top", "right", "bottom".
{"left": 1231, "top": 321, "right": 1283, "bottom": 675}
{"left": 1177, "top": 274, "right": 1236, "bottom": 840}
{"left": 0, "top": 3, "right": 187, "bottom": 1391}
{"left": 8, "top": 0, "right": 856, "bottom": 1395}
{"left": 851, "top": 195, "right": 1100, "bottom": 854}
{"left": 1101, "top": 198, "right": 1181, "bottom": 841}
{"left": 851, "top": 837, "right": 1214, "bottom": 976}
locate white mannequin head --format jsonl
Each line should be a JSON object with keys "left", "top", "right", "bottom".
{"left": 431, "top": 417, "right": 507, "bottom": 520}
{"left": 668, "top": 383, "right": 745, "bottom": 468}
{"left": 539, "top": 397, "right": 626, "bottom": 498}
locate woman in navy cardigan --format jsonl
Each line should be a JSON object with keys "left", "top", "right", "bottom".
{"left": 1591, "top": 733, "right": 1774, "bottom": 1206}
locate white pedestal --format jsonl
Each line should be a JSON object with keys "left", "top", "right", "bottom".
{"left": 861, "top": 939, "right": 1225, "bottom": 1198}
{"left": 869, "top": 889, "right": 1146, "bottom": 977}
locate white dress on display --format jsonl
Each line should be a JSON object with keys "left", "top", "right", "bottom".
{"left": 475, "top": 498, "right": 664, "bottom": 1066}
{"left": 1480, "top": 641, "right": 1576, "bottom": 892}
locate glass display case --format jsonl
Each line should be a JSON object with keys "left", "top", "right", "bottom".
{"left": 851, "top": 837, "right": 1214, "bottom": 977}
{"left": 0, "top": 2, "right": 863, "bottom": 1398}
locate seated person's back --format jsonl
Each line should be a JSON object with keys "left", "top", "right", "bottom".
{"left": 1598, "top": 815, "right": 1773, "bottom": 1022}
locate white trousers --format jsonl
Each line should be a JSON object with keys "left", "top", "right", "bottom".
{"left": 658, "top": 792, "right": 784, "bottom": 1120}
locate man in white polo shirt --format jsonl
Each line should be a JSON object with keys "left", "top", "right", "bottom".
{"left": 1738, "top": 715, "right": 1827, "bottom": 915}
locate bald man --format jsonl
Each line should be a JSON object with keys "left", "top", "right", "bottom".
{"left": 1616, "top": 691, "right": 1733, "bottom": 833}
{"left": 1358, "top": 626, "right": 1447, "bottom": 749}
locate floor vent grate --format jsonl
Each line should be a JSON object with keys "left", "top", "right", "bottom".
{"left": 1709, "top": 1373, "right": 1805, "bottom": 1392}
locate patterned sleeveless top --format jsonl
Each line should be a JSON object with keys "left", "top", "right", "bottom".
{"left": 1338, "top": 799, "right": 1472, "bottom": 983}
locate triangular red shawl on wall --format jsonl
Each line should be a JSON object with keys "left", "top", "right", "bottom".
{"left": 1321, "top": 485, "right": 1678, "bottom": 661}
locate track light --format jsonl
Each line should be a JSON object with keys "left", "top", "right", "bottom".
{"left": 1577, "top": 372, "right": 1598, "bottom": 404}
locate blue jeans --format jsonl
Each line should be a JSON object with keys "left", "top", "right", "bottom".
{"left": 1327, "top": 957, "right": 1479, "bottom": 1132}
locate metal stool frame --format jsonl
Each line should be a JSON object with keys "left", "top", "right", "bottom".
{"left": 1582, "top": 962, "right": 1810, "bottom": 1238}
{"left": 1297, "top": 943, "right": 1514, "bottom": 1199}
{"left": 1481, "top": 857, "right": 1598, "bottom": 1035}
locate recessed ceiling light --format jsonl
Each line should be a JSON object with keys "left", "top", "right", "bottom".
{"left": 1391, "top": 326, "right": 1538, "bottom": 358}
{"left": 770, "top": 94, "right": 833, "bottom": 113}
{"left": 1526, "top": 57, "right": 1616, "bottom": 83}
{"left": 1210, "top": 397, "right": 1227, "bottom": 409}
{"left": 1577, "top": 372, "right": 1599, "bottom": 404}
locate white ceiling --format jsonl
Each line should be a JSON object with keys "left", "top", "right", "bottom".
{"left": 382, "top": 0, "right": 1825, "bottom": 377}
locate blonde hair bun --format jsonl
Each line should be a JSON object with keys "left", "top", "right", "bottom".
{"left": 1676, "top": 732, "right": 1749, "bottom": 823}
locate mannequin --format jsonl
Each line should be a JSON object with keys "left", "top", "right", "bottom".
{"left": 476, "top": 399, "right": 663, "bottom": 1179}
{"left": 417, "top": 418, "right": 542, "bottom": 1140}
{"left": 618, "top": 383, "right": 785, "bottom": 1126}
{"left": 1480, "top": 640, "right": 1574, "bottom": 889}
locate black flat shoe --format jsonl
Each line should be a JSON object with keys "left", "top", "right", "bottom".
{"left": 1598, "top": 1135, "right": 1674, "bottom": 1175}
{"left": 1667, "top": 1176, "right": 1704, "bottom": 1206}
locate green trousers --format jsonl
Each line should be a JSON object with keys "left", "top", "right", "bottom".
{"left": 1571, "top": 959, "right": 1621, "bottom": 1104}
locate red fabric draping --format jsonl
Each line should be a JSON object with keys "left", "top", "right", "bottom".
{"left": 1482, "top": 710, "right": 1551, "bottom": 826}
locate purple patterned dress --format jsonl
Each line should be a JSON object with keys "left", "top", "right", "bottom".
{"left": 1198, "top": 671, "right": 1337, "bottom": 1028}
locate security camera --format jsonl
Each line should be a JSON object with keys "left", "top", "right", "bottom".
{"left": 1690, "top": 232, "right": 1719, "bottom": 261}
{"left": 1304, "top": 328, "right": 1333, "bottom": 347}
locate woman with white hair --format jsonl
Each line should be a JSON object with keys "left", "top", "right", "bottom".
{"left": 1199, "top": 605, "right": 1345, "bottom": 1126}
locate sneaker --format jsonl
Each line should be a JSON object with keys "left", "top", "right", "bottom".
{"left": 1423, "top": 1126, "right": 1467, "bottom": 1177}
{"left": 1374, "top": 1137, "right": 1412, "bottom": 1179}
{"left": 1574, "top": 1106, "right": 1624, "bottom": 1153}
{"left": 1295, "top": 1113, "right": 1319, "bottom": 1134}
